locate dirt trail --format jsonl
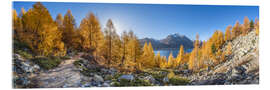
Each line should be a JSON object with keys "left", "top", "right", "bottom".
{"left": 34, "top": 53, "right": 85, "bottom": 88}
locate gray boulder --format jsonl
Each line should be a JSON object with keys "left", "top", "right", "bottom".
{"left": 118, "top": 74, "right": 134, "bottom": 81}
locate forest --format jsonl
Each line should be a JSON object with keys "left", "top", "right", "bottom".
{"left": 13, "top": 2, "right": 259, "bottom": 87}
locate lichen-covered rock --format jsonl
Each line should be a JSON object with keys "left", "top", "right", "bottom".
{"left": 144, "top": 75, "right": 156, "bottom": 84}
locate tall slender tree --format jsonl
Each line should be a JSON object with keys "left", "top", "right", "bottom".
{"left": 225, "top": 25, "right": 232, "bottom": 41}
{"left": 62, "top": 9, "right": 76, "bottom": 50}
{"left": 103, "top": 19, "right": 121, "bottom": 67}
{"left": 176, "top": 45, "right": 184, "bottom": 66}
{"left": 242, "top": 16, "right": 250, "bottom": 35}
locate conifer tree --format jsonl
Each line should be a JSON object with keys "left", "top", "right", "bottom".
{"left": 250, "top": 20, "right": 254, "bottom": 29}
{"left": 21, "top": 2, "right": 66, "bottom": 56}
{"left": 189, "top": 34, "right": 200, "bottom": 70}
{"left": 225, "top": 25, "right": 232, "bottom": 41}
{"left": 103, "top": 19, "right": 121, "bottom": 67}
{"left": 242, "top": 16, "right": 250, "bottom": 35}
{"left": 255, "top": 18, "right": 259, "bottom": 35}
{"left": 126, "top": 31, "right": 142, "bottom": 69}
{"left": 154, "top": 51, "right": 162, "bottom": 67}
{"left": 176, "top": 45, "right": 184, "bottom": 66}
{"left": 62, "top": 9, "right": 76, "bottom": 50}
{"left": 78, "top": 13, "right": 104, "bottom": 56}
{"left": 55, "top": 14, "right": 64, "bottom": 28}
{"left": 121, "top": 30, "right": 129, "bottom": 67}
{"left": 217, "top": 31, "right": 225, "bottom": 48}
{"left": 147, "top": 42, "right": 156, "bottom": 67}
{"left": 231, "top": 21, "right": 241, "bottom": 39}
{"left": 168, "top": 52, "right": 174, "bottom": 68}
{"left": 140, "top": 42, "right": 155, "bottom": 68}
{"left": 188, "top": 50, "right": 195, "bottom": 70}
{"left": 13, "top": 9, "right": 23, "bottom": 40}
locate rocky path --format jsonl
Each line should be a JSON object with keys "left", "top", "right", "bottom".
{"left": 34, "top": 53, "right": 86, "bottom": 88}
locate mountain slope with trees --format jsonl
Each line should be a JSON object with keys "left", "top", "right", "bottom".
{"left": 189, "top": 30, "right": 259, "bottom": 85}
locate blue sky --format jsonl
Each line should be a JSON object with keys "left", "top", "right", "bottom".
{"left": 13, "top": 2, "right": 259, "bottom": 40}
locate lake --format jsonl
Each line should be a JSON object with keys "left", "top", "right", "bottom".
{"left": 154, "top": 49, "right": 192, "bottom": 58}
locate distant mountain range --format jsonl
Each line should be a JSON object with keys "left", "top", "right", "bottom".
{"left": 139, "top": 33, "right": 194, "bottom": 50}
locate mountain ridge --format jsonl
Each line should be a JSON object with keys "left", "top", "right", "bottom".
{"left": 139, "top": 33, "right": 194, "bottom": 49}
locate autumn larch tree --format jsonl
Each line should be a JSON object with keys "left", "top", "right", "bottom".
{"left": 126, "top": 30, "right": 142, "bottom": 70}
{"left": 225, "top": 25, "right": 232, "bottom": 41}
{"left": 103, "top": 19, "right": 122, "bottom": 67}
{"left": 147, "top": 42, "right": 156, "bottom": 67}
{"left": 55, "top": 13, "right": 64, "bottom": 29}
{"left": 62, "top": 9, "right": 76, "bottom": 51}
{"left": 154, "top": 51, "right": 162, "bottom": 67}
{"left": 231, "top": 21, "right": 241, "bottom": 39}
{"left": 242, "top": 16, "right": 250, "bottom": 35}
{"left": 167, "top": 52, "right": 175, "bottom": 68}
{"left": 189, "top": 34, "right": 200, "bottom": 71}
{"left": 140, "top": 42, "right": 155, "bottom": 68}
{"left": 120, "top": 30, "right": 129, "bottom": 68}
{"left": 255, "top": 18, "right": 259, "bottom": 35}
{"left": 13, "top": 9, "right": 23, "bottom": 40}
{"left": 78, "top": 13, "right": 104, "bottom": 58}
{"left": 20, "top": 2, "right": 66, "bottom": 56}
{"left": 176, "top": 45, "right": 184, "bottom": 66}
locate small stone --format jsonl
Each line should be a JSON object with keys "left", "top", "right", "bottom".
{"left": 163, "top": 77, "right": 169, "bottom": 83}
{"left": 93, "top": 74, "right": 104, "bottom": 83}
{"left": 102, "top": 82, "right": 110, "bottom": 87}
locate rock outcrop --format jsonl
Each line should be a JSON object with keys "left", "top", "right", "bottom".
{"left": 13, "top": 54, "right": 40, "bottom": 88}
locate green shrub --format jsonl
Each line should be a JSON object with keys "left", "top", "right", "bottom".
{"left": 133, "top": 79, "right": 152, "bottom": 86}
{"left": 31, "top": 56, "right": 61, "bottom": 70}
{"left": 151, "top": 73, "right": 166, "bottom": 82}
{"left": 169, "top": 77, "right": 190, "bottom": 85}
{"left": 113, "top": 78, "right": 152, "bottom": 87}
{"left": 13, "top": 40, "right": 30, "bottom": 51}
{"left": 16, "top": 50, "right": 32, "bottom": 59}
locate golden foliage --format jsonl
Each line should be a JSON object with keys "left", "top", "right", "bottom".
{"left": 79, "top": 13, "right": 104, "bottom": 53}
{"left": 225, "top": 25, "right": 232, "bottom": 41}
{"left": 255, "top": 18, "right": 259, "bottom": 35}
{"left": 242, "top": 16, "right": 250, "bottom": 35}
{"left": 141, "top": 42, "right": 155, "bottom": 68}
{"left": 18, "top": 2, "right": 66, "bottom": 56}
{"left": 176, "top": 45, "right": 184, "bottom": 65}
